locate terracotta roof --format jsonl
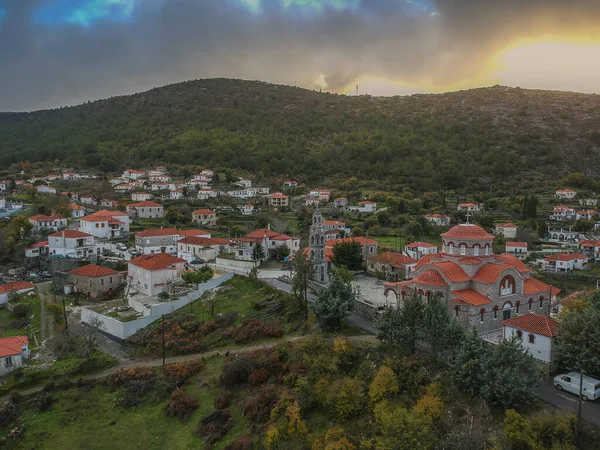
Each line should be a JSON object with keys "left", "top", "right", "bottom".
{"left": 457, "top": 257, "right": 482, "bottom": 264}
{"left": 523, "top": 277, "right": 560, "bottom": 297}
{"left": 136, "top": 228, "right": 179, "bottom": 237}
{"left": 425, "top": 213, "right": 450, "bottom": 219}
{"left": 497, "top": 223, "right": 517, "bottom": 228}
{"left": 414, "top": 254, "right": 439, "bottom": 271}
{"left": 0, "top": 336, "right": 28, "bottom": 357}
{"left": 0, "top": 281, "right": 35, "bottom": 294}
{"left": 458, "top": 202, "right": 479, "bottom": 207}
{"left": 267, "top": 192, "right": 288, "bottom": 199}
{"left": 49, "top": 230, "right": 92, "bottom": 238}
{"left": 406, "top": 241, "right": 437, "bottom": 249}
{"left": 495, "top": 254, "right": 530, "bottom": 273}
{"left": 370, "top": 252, "right": 417, "bottom": 266}
{"left": 326, "top": 237, "right": 378, "bottom": 247}
{"left": 81, "top": 210, "right": 127, "bottom": 222}
{"left": 179, "top": 229, "right": 211, "bottom": 237}
{"left": 130, "top": 201, "right": 162, "bottom": 208}
{"left": 502, "top": 313, "right": 560, "bottom": 337}
{"left": 192, "top": 209, "right": 215, "bottom": 215}
{"left": 178, "top": 236, "right": 232, "bottom": 246}
{"left": 129, "top": 253, "right": 186, "bottom": 271}
{"left": 544, "top": 253, "right": 587, "bottom": 262}
{"left": 69, "top": 264, "right": 119, "bottom": 278}
{"left": 452, "top": 289, "right": 492, "bottom": 306}
{"left": 441, "top": 224, "right": 494, "bottom": 241}
{"left": 334, "top": 197, "right": 348, "bottom": 201}
{"left": 300, "top": 246, "right": 334, "bottom": 262}
{"left": 359, "top": 201, "right": 375, "bottom": 205}
{"left": 414, "top": 269, "right": 447, "bottom": 286}
{"left": 29, "top": 214, "right": 66, "bottom": 222}
{"left": 67, "top": 204, "right": 84, "bottom": 210}
{"left": 323, "top": 220, "right": 346, "bottom": 227}
{"left": 431, "top": 261, "right": 470, "bottom": 282}
{"left": 246, "top": 228, "right": 281, "bottom": 239}
{"left": 506, "top": 242, "right": 528, "bottom": 247}
{"left": 557, "top": 189, "right": 575, "bottom": 193}
{"left": 471, "top": 263, "right": 507, "bottom": 283}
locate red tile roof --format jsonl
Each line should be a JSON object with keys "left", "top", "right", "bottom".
{"left": 29, "top": 214, "right": 66, "bottom": 222}
{"left": 192, "top": 209, "right": 215, "bottom": 215}
{"left": 69, "top": 264, "right": 119, "bottom": 278}
{"left": 0, "top": 281, "right": 35, "bottom": 294}
{"left": 431, "top": 261, "right": 470, "bottom": 282}
{"left": 49, "top": 230, "right": 92, "bottom": 238}
{"left": 452, "top": 289, "right": 492, "bottom": 306}
{"left": 523, "top": 277, "right": 560, "bottom": 297}
{"left": 179, "top": 229, "right": 211, "bottom": 237}
{"left": 414, "top": 269, "right": 447, "bottom": 286}
{"left": 406, "top": 241, "right": 437, "bottom": 248}
{"left": 326, "top": 237, "right": 378, "bottom": 247}
{"left": 67, "top": 204, "right": 84, "bottom": 210}
{"left": 506, "top": 242, "right": 528, "bottom": 247}
{"left": 81, "top": 210, "right": 127, "bottom": 222}
{"left": 267, "top": 192, "right": 288, "bottom": 199}
{"left": 556, "top": 189, "right": 575, "bottom": 193}
{"left": 370, "top": 252, "right": 417, "bottom": 266}
{"left": 459, "top": 202, "right": 479, "bottom": 207}
{"left": 497, "top": 223, "right": 517, "bottom": 228}
{"left": 544, "top": 253, "right": 587, "bottom": 262}
{"left": 178, "top": 236, "right": 232, "bottom": 246}
{"left": 323, "top": 220, "right": 346, "bottom": 227}
{"left": 136, "top": 228, "right": 179, "bottom": 237}
{"left": 441, "top": 224, "right": 494, "bottom": 241}
{"left": 425, "top": 213, "right": 450, "bottom": 219}
{"left": 129, "top": 253, "right": 186, "bottom": 271}
{"left": 0, "top": 336, "right": 28, "bottom": 357}
{"left": 130, "top": 201, "right": 162, "bottom": 208}
{"left": 501, "top": 313, "right": 560, "bottom": 337}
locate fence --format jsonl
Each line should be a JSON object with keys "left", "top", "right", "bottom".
{"left": 81, "top": 272, "right": 234, "bottom": 341}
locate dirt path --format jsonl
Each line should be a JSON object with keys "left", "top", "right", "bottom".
{"left": 2, "top": 334, "right": 377, "bottom": 400}
{"left": 37, "top": 281, "right": 55, "bottom": 362}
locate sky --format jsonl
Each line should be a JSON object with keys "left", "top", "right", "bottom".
{"left": 2, "top": 0, "right": 600, "bottom": 111}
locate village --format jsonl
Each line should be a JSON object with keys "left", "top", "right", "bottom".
{"left": 1, "top": 164, "right": 600, "bottom": 446}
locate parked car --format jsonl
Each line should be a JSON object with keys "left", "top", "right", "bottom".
{"left": 554, "top": 372, "right": 600, "bottom": 401}
{"left": 128, "top": 247, "right": 137, "bottom": 253}
{"left": 116, "top": 243, "right": 127, "bottom": 251}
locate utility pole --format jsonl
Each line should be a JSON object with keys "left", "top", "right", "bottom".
{"left": 162, "top": 313, "right": 166, "bottom": 366}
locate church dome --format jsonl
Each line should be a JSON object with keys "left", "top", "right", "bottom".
{"left": 441, "top": 224, "right": 495, "bottom": 257}
{"left": 441, "top": 224, "right": 494, "bottom": 240}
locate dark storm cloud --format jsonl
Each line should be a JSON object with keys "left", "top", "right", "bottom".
{"left": 0, "top": 0, "right": 599, "bottom": 111}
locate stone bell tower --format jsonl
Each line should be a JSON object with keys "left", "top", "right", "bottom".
{"left": 309, "top": 207, "right": 329, "bottom": 283}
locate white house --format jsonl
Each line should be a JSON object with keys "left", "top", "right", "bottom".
{"left": 177, "top": 236, "right": 234, "bottom": 263}
{"left": 323, "top": 220, "right": 351, "bottom": 235}
{"left": 197, "top": 188, "right": 217, "bottom": 200}
{"left": 192, "top": 209, "right": 217, "bottom": 227}
{"left": 0, "top": 197, "right": 6, "bottom": 209}
{"left": 101, "top": 199, "right": 119, "bottom": 209}
{"left": 309, "top": 189, "right": 331, "bottom": 202}
{"left": 502, "top": 313, "right": 560, "bottom": 372}
{"left": 126, "top": 201, "right": 164, "bottom": 219}
{"left": 577, "top": 240, "right": 600, "bottom": 259}
{"left": 283, "top": 180, "right": 298, "bottom": 188}
{"left": 149, "top": 175, "right": 171, "bottom": 183}
{"left": 28, "top": 214, "right": 67, "bottom": 232}
{"left": 233, "top": 228, "right": 301, "bottom": 261}
{"left": 79, "top": 196, "right": 98, "bottom": 205}
{"left": 0, "top": 336, "right": 29, "bottom": 376}
{"left": 241, "top": 204, "right": 255, "bottom": 215}
{"left": 347, "top": 201, "right": 377, "bottom": 213}
{"left": 555, "top": 189, "right": 577, "bottom": 200}
{"left": 170, "top": 190, "right": 184, "bottom": 200}
{"left": 110, "top": 177, "right": 127, "bottom": 186}
{"left": 457, "top": 203, "right": 482, "bottom": 212}
{"left": 132, "top": 192, "right": 151, "bottom": 202}
{"left": 62, "top": 172, "right": 80, "bottom": 181}
{"left": 67, "top": 203, "right": 86, "bottom": 218}
{"left": 135, "top": 228, "right": 211, "bottom": 255}
{"left": 36, "top": 185, "right": 57, "bottom": 195}
{"left": 424, "top": 214, "right": 451, "bottom": 227}
{"left": 48, "top": 230, "right": 94, "bottom": 258}
{"left": 150, "top": 182, "right": 170, "bottom": 191}
{"left": 505, "top": 242, "right": 528, "bottom": 255}
{"left": 333, "top": 197, "right": 348, "bottom": 208}
{"left": 123, "top": 169, "right": 145, "bottom": 180}
{"left": 550, "top": 206, "right": 576, "bottom": 221}
{"left": 0, "top": 282, "right": 35, "bottom": 305}
{"left": 543, "top": 253, "right": 588, "bottom": 272}
{"left": 303, "top": 197, "right": 317, "bottom": 207}
{"left": 235, "top": 178, "right": 252, "bottom": 188}
{"left": 576, "top": 209, "right": 597, "bottom": 221}
{"left": 405, "top": 242, "right": 438, "bottom": 260}
{"left": 267, "top": 192, "right": 289, "bottom": 207}
{"left": 127, "top": 253, "right": 187, "bottom": 297}
{"left": 495, "top": 223, "right": 518, "bottom": 239}
{"left": 227, "top": 189, "right": 255, "bottom": 199}
{"left": 79, "top": 210, "right": 130, "bottom": 239}
{"left": 579, "top": 198, "right": 598, "bottom": 207}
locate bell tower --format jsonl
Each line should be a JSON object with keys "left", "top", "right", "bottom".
{"left": 309, "top": 207, "right": 328, "bottom": 283}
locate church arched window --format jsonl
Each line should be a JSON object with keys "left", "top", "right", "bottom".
{"left": 539, "top": 296, "right": 544, "bottom": 309}
{"left": 311, "top": 236, "right": 314, "bottom": 245}
{"left": 454, "top": 306, "right": 459, "bottom": 317}
{"left": 516, "top": 301, "right": 521, "bottom": 313}
{"left": 310, "top": 250, "right": 315, "bottom": 259}
{"left": 447, "top": 242, "right": 454, "bottom": 254}
{"left": 320, "top": 236, "right": 324, "bottom": 245}
{"left": 499, "top": 275, "right": 516, "bottom": 297}
{"left": 528, "top": 298, "right": 533, "bottom": 310}
{"left": 484, "top": 244, "right": 490, "bottom": 255}
{"left": 493, "top": 305, "right": 499, "bottom": 319}
{"left": 473, "top": 244, "right": 480, "bottom": 256}
{"left": 479, "top": 308, "right": 485, "bottom": 322}
{"left": 459, "top": 243, "right": 467, "bottom": 255}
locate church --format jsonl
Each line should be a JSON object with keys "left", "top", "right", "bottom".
{"left": 383, "top": 223, "right": 559, "bottom": 334}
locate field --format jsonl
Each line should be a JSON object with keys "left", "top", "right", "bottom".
{"left": 0, "top": 292, "right": 42, "bottom": 346}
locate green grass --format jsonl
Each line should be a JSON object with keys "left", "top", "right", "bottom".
{"left": 0, "top": 292, "right": 42, "bottom": 347}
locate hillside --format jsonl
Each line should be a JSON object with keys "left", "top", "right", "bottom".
{"left": 2, "top": 78, "right": 600, "bottom": 193}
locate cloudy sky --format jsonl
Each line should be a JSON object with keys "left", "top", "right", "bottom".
{"left": 2, "top": 0, "right": 600, "bottom": 111}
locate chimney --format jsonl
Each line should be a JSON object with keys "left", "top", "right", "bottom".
{"left": 267, "top": 223, "right": 270, "bottom": 231}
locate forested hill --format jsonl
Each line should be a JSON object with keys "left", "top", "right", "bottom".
{"left": 2, "top": 78, "right": 600, "bottom": 192}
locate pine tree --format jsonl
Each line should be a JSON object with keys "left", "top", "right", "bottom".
{"left": 311, "top": 272, "right": 356, "bottom": 332}
{"left": 251, "top": 243, "right": 265, "bottom": 264}
{"left": 450, "top": 330, "right": 487, "bottom": 396}
{"left": 291, "top": 251, "right": 314, "bottom": 319}
{"left": 376, "top": 292, "right": 424, "bottom": 353}
{"left": 422, "top": 295, "right": 460, "bottom": 357}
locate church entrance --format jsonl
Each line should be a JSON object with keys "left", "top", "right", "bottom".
{"left": 502, "top": 302, "right": 512, "bottom": 320}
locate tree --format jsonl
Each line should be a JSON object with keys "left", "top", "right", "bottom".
{"left": 181, "top": 266, "right": 214, "bottom": 286}
{"left": 331, "top": 241, "right": 364, "bottom": 271}
{"left": 422, "top": 295, "right": 462, "bottom": 357}
{"left": 274, "top": 245, "right": 290, "bottom": 262}
{"left": 376, "top": 292, "right": 424, "bottom": 353}
{"left": 311, "top": 272, "right": 355, "bottom": 331}
{"left": 369, "top": 366, "right": 399, "bottom": 403}
{"left": 252, "top": 243, "right": 265, "bottom": 265}
{"left": 292, "top": 251, "right": 314, "bottom": 319}
{"left": 165, "top": 206, "right": 179, "bottom": 224}
{"left": 450, "top": 329, "right": 487, "bottom": 396}
{"left": 481, "top": 334, "right": 541, "bottom": 409}
{"left": 373, "top": 401, "right": 438, "bottom": 450}
{"left": 556, "top": 292, "right": 600, "bottom": 375}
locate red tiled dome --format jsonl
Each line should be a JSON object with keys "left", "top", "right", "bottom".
{"left": 441, "top": 224, "right": 494, "bottom": 241}
{"left": 414, "top": 269, "right": 447, "bottom": 286}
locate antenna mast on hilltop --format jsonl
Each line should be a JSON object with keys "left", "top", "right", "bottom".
{"left": 356, "top": 84, "right": 359, "bottom": 96}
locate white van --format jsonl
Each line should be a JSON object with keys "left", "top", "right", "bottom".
{"left": 554, "top": 372, "right": 600, "bottom": 401}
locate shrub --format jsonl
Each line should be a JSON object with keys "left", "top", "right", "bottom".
{"left": 223, "top": 319, "right": 284, "bottom": 344}
{"left": 27, "top": 392, "right": 54, "bottom": 413}
{"left": 165, "top": 389, "right": 199, "bottom": 419}
{"left": 11, "top": 303, "right": 30, "bottom": 319}
{"left": 163, "top": 359, "right": 205, "bottom": 382}
{"left": 312, "top": 427, "right": 357, "bottom": 450}
{"left": 369, "top": 366, "right": 399, "bottom": 404}
{"left": 106, "top": 367, "right": 153, "bottom": 387}
{"left": 243, "top": 384, "right": 281, "bottom": 423}
{"left": 46, "top": 303, "right": 65, "bottom": 325}
{"left": 226, "top": 435, "right": 253, "bottom": 450}
{"left": 221, "top": 357, "right": 254, "bottom": 388}
{"left": 197, "top": 410, "right": 234, "bottom": 445}
{"left": 214, "top": 391, "right": 233, "bottom": 410}
{"left": 200, "top": 321, "right": 218, "bottom": 335}
{"left": 248, "top": 368, "right": 270, "bottom": 386}
{"left": 413, "top": 383, "right": 444, "bottom": 422}
{"left": 318, "top": 377, "right": 366, "bottom": 422}
{"left": 0, "top": 402, "right": 19, "bottom": 428}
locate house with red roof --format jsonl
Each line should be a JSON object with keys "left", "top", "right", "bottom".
{"left": 126, "top": 201, "right": 164, "bottom": 219}
{"left": 576, "top": 209, "right": 598, "bottom": 221}
{"left": 36, "top": 185, "right": 57, "bottom": 195}
{"left": 197, "top": 188, "right": 217, "bottom": 200}
{"left": 192, "top": 209, "right": 217, "bottom": 227}
{"left": 28, "top": 213, "right": 67, "bottom": 233}
{"left": 62, "top": 172, "right": 80, "bottom": 181}
{"left": 79, "top": 210, "right": 130, "bottom": 239}
{"left": 405, "top": 242, "right": 438, "bottom": 260}
{"left": 177, "top": 236, "right": 235, "bottom": 263}
{"left": 424, "top": 213, "right": 451, "bottom": 227}
{"left": 543, "top": 253, "right": 588, "bottom": 272}
{"left": 368, "top": 252, "right": 418, "bottom": 281}
{"left": 322, "top": 220, "right": 350, "bottom": 235}
{"left": 128, "top": 253, "right": 187, "bottom": 297}
{"left": 132, "top": 192, "right": 151, "bottom": 202}
{"left": 135, "top": 228, "right": 211, "bottom": 255}
{"left": 384, "top": 223, "right": 560, "bottom": 335}
{"left": 555, "top": 189, "right": 577, "bottom": 200}
{"left": 283, "top": 180, "right": 298, "bottom": 188}
{"left": 149, "top": 174, "right": 171, "bottom": 183}
{"left": 309, "top": 189, "right": 331, "bottom": 202}
{"left": 505, "top": 242, "right": 528, "bottom": 256}
{"left": 348, "top": 201, "right": 377, "bottom": 214}
{"left": 0, "top": 281, "right": 35, "bottom": 304}
{"left": 333, "top": 197, "right": 348, "bottom": 208}
{"left": 67, "top": 203, "right": 86, "bottom": 218}
{"left": 123, "top": 169, "right": 146, "bottom": 180}
{"left": 25, "top": 241, "right": 49, "bottom": 258}
{"left": 48, "top": 230, "right": 94, "bottom": 258}
{"left": 241, "top": 204, "right": 255, "bottom": 216}
{"left": 266, "top": 192, "right": 289, "bottom": 208}
{"left": 502, "top": 313, "right": 560, "bottom": 372}
{"left": 170, "top": 189, "right": 184, "bottom": 200}
{"left": 495, "top": 223, "right": 518, "bottom": 239}
{"left": 457, "top": 202, "right": 482, "bottom": 212}
{"left": 233, "top": 228, "right": 300, "bottom": 261}
{"left": 69, "top": 264, "right": 122, "bottom": 299}
{"left": 0, "top": 336, "right": 29, "bottom": 376}
{"left": 550, "top": 205, "right": 576, "bottom": 221}
{"left": 101, "top": 199, "right": 119, "bottom": 208}
{"left": 577, "top": 240, "right": 600, "bottom": 259}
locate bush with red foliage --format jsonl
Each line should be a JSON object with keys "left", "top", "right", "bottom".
{"left": 223, "top": 319, "right": 284, "bottom": 344}
{"left": 200, "top": 321, "right": 218, "bottom": 334}
{"left": 214, "top": 391, "right": 232, "bottom": 409}
{"left": 243, "top": 384, "right": 281, "bottom": 423}
{"left": 226, "top": 435, "right": 253, "bottom": 450}
{"left": 220, "top": 350, "right": 285, "bottom": 388}
{"left": 165, "top": 389, "right": 199, "bottom": 419}
{"left": 248, "top": 368, "right": 270, "bottom": 386}
{"left": 163, "top": 359, "right": 206, "bottom": 382}
{"left": 197, "top": 409, "right": 234, "bottom": 445}
{"left": 106, "top": 367, "right": 153, "bottom": 387}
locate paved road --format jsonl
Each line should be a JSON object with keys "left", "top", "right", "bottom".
{"left": 537, "top": 378, "right": 600, "bottom": 425}
{"left": 264, "top": 278, "right": 378, "bottom": 334}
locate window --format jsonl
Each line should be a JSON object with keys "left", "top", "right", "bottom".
{"left": 5, "top": 356, "right": 12, "bottom": 367}
{"left": 96, "top": 223, "right": 100, "bottom": 228}
{"left": 480, "top": 309, "right": 485, "bottom": 322}
{"left": 493, "top": 306, "right": 498, "bottom": 319}
{"left": 528, "top": 334, "right": 535, "bottom": 344}
{"left": 499, "top": 275, "right": 516, "bottom": 296}
{"left": 101, "top": 279, "right": 104, "bottom": 286}
{"left": 563, "top": 376, "right": 571, "bottom": 383}
{"left": 539, "top": 297, "right": 544, "bottom": 309}
{"left": 101, "top": 223, "right": 105, "bottom": 228}
{"left": 454, "top": 306, "right": 459, "bottom": 318}
{"left": 89, "top": 280, "right": 92, "bottom": 287}
{"left": 516, "top": 330, "right": 523, "bottom": 339}
{"left": 109, "top": 277, "right": 113, "bottom": 283}
{"left": 528, "top": 298, "right": 533, "bottom": 311}
{"left": 459, "top": 244, "right": 466, "bottom": 255}
{"left": 473, "top": 245, "right": 480, "bottom": 256}
{"left": 516, "top": 301, "right": 520, "bottom": 313}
